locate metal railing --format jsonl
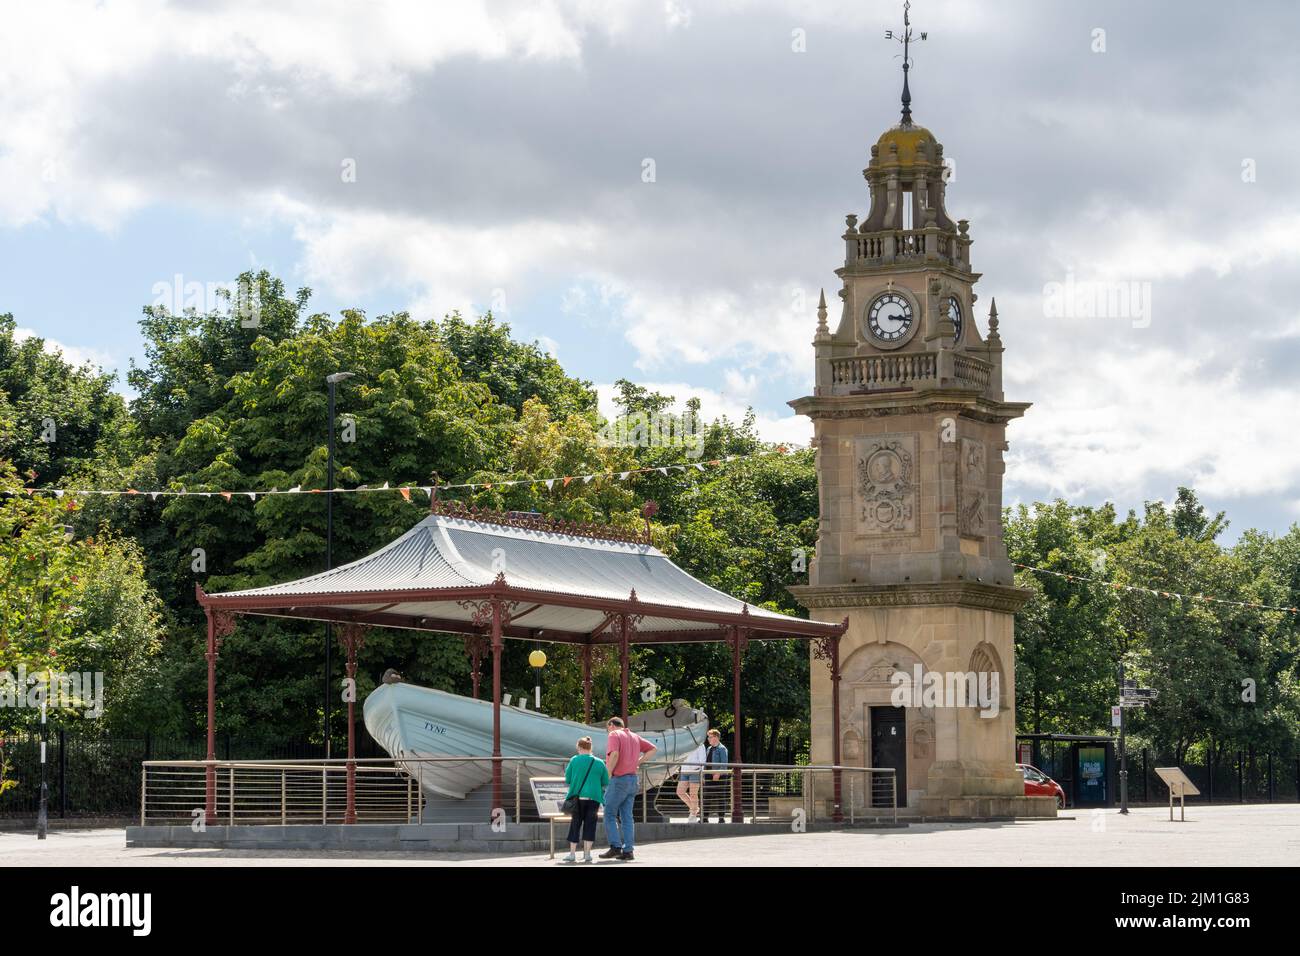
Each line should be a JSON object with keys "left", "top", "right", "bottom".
{"left": 140, "top": 757, "right": 896, "bottom": 827}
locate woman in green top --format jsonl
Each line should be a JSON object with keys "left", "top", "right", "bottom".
{"left": 562, "top": 736, "right": 610, "bottom": 863}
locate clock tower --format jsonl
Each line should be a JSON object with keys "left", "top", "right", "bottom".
{"left": 789, "top": 17, "right": 1050, "bottom": 817}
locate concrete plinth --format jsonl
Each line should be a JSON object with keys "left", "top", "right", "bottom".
{"left": 916, "top": 794, "right": 1057, "bottom": 819}
{"left": 125, "top": 819, "right": 907, "bottom": 853}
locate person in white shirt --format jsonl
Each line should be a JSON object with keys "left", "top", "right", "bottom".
{"left": 676, "top": 742, "right": 708, "bottom": 821}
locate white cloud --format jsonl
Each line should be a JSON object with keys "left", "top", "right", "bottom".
{"left": 3, "top": 0, "right": 1300, "bottom": 532}
{"left": 595, "top": 379, "right": 810, "bottom": 448}
{"left": 1007, "top": 342, "right": 1297, "bottom": 502}
{"left": 0, "top": 0, "right": 626, "bottom": 226}
{"left": 13, "top": 327, "right": 116, "bottom": 372}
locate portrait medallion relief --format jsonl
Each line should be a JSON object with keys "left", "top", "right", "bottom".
{"left": 854, "top": 433, "right": 917, "bottom": 535}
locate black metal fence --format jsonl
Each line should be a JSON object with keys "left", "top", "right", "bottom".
{"left": 1132, "top": 748, "right": 1300, "bottom": 804}
{"left": 0, "top": 731, "right": 387, "bottom": 819}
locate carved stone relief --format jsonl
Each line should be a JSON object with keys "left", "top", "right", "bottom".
{"left": 855, "top": 433, "right": 917, "bottom": 535}
{"left": 912, "top": 728, "right": 932, "bottom": 760}
{"left": 957, "top": 436, "right": 987, "bottom": 539}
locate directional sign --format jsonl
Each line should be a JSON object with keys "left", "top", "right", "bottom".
{"left": 1121, "top": 687, "right": 1158, "bottom": 703}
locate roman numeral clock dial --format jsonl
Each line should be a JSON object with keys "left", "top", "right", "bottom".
{"left": 946, "top": 295, "right": 963, "bottom": 340}
{"left": 867, "top": 292, "right": 914, "bottom": 343}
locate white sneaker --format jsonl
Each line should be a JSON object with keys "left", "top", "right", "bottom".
{"left": 561, "top": 851, "right": 576, "bottom": 863}
{"left": 582, "top": 851, "right": 593, "bottom": 863}
{"left": 687, "top": 814, "right": 699, "bottom": 823}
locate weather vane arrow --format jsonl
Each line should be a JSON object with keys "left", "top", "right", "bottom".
{"left": 885, "top": 1, "right": 927, "bottom": 125}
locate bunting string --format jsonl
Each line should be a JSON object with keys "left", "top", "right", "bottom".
{"left": 1013, "top": 562, "right": 1299, "bottom": 615}
{"left": 0, "top": 448, "right": 799, "bottom": 504}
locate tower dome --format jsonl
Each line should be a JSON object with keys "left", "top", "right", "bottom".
{"left": 873, "top": 122, "right": 940, "bottom": 169}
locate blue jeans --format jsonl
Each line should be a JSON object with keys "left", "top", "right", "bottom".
{"left": 604, "top": 774, "right": 639, "bottom": 851}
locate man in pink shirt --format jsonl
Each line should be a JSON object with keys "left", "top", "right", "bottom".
{"left": 598, "top": 717, "right": 656, "bottom": 861}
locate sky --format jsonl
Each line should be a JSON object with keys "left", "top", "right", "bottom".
{"left": 1, "top": 0, "right": 1298, "bottom": 540}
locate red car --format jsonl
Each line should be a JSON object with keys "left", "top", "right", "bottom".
{"left": 1018, "top": 763, "right": 1066, "bottom": 808}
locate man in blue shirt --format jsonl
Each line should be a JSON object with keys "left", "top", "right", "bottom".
{"left": 702, "top": 728, "right": 729, "bottom": 823}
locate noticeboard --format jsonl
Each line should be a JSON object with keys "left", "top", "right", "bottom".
{"left": 529, "top": 777, "right": 570, "bottom": 818}
{"left": 1155, "top": 766, "right": 1200, "bottom": 797}
{"left": 531, "top": 775, "right": 605, "bottom": 820}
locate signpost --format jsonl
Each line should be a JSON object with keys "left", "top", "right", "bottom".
{"left": 1116, "top": 664, "right": 1158, "bottom": 815}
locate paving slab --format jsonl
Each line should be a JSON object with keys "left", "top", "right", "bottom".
{"left": 10, "top": 804, "right": 1298, "bottom": 867}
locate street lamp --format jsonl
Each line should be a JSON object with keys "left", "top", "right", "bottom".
{"left": 324, "top": 372, "right": 355, "bottom": 758}
{"left": 38, "top": 526, "right": 74, "bottom": 840}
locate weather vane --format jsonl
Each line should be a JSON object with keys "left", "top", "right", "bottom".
{"left": 885, "top": 1, "right": 927, "bottom": 125}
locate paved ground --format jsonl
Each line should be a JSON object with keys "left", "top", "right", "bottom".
{"left": 4, "top": 804, "right": 1297, "bottom": 866}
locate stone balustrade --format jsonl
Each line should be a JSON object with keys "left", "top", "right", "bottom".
{"left": 830, "top": 352, "right": 937, "bottom": 388}
{"left": 952, "top": 354, "right": 992, "bottom": 389}
{"left": 846, "top": 227, "right": 966, "bottom": 269}
{"left": 828, "top": 350, "right": 993, "bottom": 393}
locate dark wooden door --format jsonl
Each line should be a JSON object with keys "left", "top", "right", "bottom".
{"left": 870, "top": 705, "right": 907, "bottom": 807}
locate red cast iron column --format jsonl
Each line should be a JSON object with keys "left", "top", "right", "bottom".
{"left": 203, "top": 609, "right": 235, "bottom": 825}
{"left": 581, "top": 644, "right": 592, "bottom": 725}
{"left": 490, "top": 597, "right": 504, "bottom": 818}
{"left": 464, "top": 635, "right": 485, "bottom": 700}
{"left": 619, "top": 615, "right": 630, "bottom": 725}
{"left": 831, "top": 630, "right": 843, "bottom": 823}
{"left": 340, "top": 624, "right": 367, "bottom": 824}
{"left": 204, "top": 610, "right": 217, "bottom": 824}
{"left": 731, "top": 626, "right": 745, "bottom": 823}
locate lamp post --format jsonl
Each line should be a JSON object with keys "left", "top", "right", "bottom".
{"left": 324, "top": 372, "right": 355, "bottom": 759}
{"left": 37, "top": 700, "right": 47, "bottom": 840}
{"left": 1118, "top": 659, "right": 1129, "bottom": 815}
{"left": 38, "top": 525, "right": 74, "bottom": 840}
{"left": 528, "top": 647, "right": 547, "bottom": 710}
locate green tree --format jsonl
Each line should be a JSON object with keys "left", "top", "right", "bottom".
{"left": 0, "top": 314, "right": 135, "bottom": 486}
{"left": 0, "top": 463, "right": 166, "bottom": 736}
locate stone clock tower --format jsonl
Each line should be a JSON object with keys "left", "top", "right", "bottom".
{"left": 789, "top": 63, "right": 1049, "bottom": 817}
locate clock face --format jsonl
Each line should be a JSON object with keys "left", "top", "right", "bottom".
{"left": 945, "top": 296, "right": 963, "bottom": 341}
{"left": 867, "top": 292, "right": 914, "bottom": 343}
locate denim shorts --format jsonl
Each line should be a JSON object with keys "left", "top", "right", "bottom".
{"left": 679, "top": 773, "right": 701, "bottom": 783}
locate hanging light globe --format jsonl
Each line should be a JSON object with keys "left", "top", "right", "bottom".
{"left": 528, "top": 649, "right": 547, "bottom": 668}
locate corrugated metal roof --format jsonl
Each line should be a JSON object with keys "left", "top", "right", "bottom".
{"left": 215, "top": 514, "right": 796, "bottom": 627}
